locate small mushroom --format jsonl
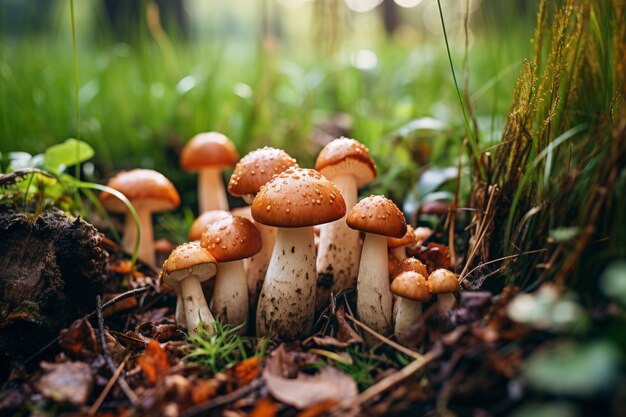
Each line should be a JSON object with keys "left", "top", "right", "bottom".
{"left": 387, "top": 224, "right": 415, "bottom": 262}
{"left": 428, "top": 268, "right": 459, "bottom": 314}
{"left": 188, "top": 210, "right": 232, "bottom": 241}
{"left": 161, "top": 242, "right": 217, "bottom": 335}
{"left": 390, "top": 271, "right": 431, "bottom": 346}
{"left": 228, "top": 147, "right": 298, "bottom": 305}
{"left": 252, "top": 167, "right": 346, "bottom": 340}
{"left": 100, "top": 169, "right": 180, "bottom": 266}
{"left": 390, "top": 257, "right": 430, "bottom": 318}
{"left": 180, "top": 132, "right": 239, "bottom": 213}
{"left": 347, "top": 195, "right": 406, "bottom": 337}
{"left": 413, "top": 227, "right": 433, "bottom": 246}
{"left": 201, "top": 215, "right": 262, "bottom": 333}
{"left": 315, "top": 138, "right": 377, "bottom": 308}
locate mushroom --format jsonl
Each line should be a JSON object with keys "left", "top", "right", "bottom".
{"left": 100, "top": 169, "right": 180, "bottom": 266}
{"left": 347, "top": 195, "right": 406, "bottom": 337}
{"left": 201, "top": 215, "right": 262, "bottom": 333}
{"left": 252, "top": 167, "right": 346, "bottom": 340}
{"left": 413, "top": 227, "right": 433, "bottom": 246}
{"left": 228, "top": 147, "right": 298, "bottom": 304}
{"left": 314, "top": 138, "right": 376, "bottom": 308}
{"left": 180, "top": 132, "right": 239, "bottom": 213}
{"left": 188, "top": 210, "right": 232, "bottom": 241}
{"left": 161, "top": 242, "right": 217, "bottom": 335}
{"left": 387, "top": 224, "right": 415, "bottom": 262}
{"left": 428, "top": 268, "right": 459, "bottom": 314}
{"left": 391, "top": 258, "right": 429, "bottom": 280}
{"left": 390, "top": 271, "right": 431, "bottom": 345}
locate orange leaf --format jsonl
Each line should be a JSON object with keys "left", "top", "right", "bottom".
{"left": 297, "top": 399, "right": 338, "bottom": 417}
{"left": 235, "top": 356, "right": 261, "bottom": 384}
{"left": 249, "top": 398, "right": 277, "bottom": 417}
{"left": 137, "top": 339, "right": 170, "bottom": 384}
{"left": 191, "top": 379, "right": 219, "bottom": 404}
{"left": 108, "top": 260, "right": 133, "bottom": 274}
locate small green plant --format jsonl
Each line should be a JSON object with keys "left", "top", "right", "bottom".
{"left": 185, "top": 320, "right": 268, "bottom": 374}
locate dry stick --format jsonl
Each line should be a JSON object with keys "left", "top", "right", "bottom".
{"left": 180, "top": 378, "right": 264, "bottom": 417}
{"left": 88, "top": 353, "right": 131, "bottom": 415}
{"left": 23, "top": 286, "right": 150, "bottom": 366}
{"left": 96, "top": 295, "right": 140, "bottom": 406}
{"left": 331, "top": 346, "right": 441, "bottom": 416}
{"left": 345, "top": 313, "right": 422, "bottom": 361}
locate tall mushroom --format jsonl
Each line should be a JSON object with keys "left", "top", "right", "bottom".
{"left": 314, "top": 138, "right": 376, "bottom": 308}
{"left": 100, "top": 169, "right": 180, "bottom": 266}
{"left": 428, "top": 269, "right": 459, "bottom": 314}
{"left": 201, "top": 215, "right": 262, "bottom": 333}
{"left": 252, "top": 167, "right": 346, "bottom": 340}
{"left": 228, "top": 147, "right": 298, "bottom": 304}
{"left": 347, "top": 195, "right": 406, "bottom": 337}
{"left": 180, "top": 132, "right": 239, "bottom": 213}
{"left": 391, "top": 271, "right": 431, "bottom": 346}
{"left": 161, "top": 242, "right": 217, "bottom": 335}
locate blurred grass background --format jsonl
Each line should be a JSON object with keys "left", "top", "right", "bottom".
{"left": 0, "top": 0, "right": 535, "bottom": 214}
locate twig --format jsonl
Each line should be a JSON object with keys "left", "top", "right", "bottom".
{"left": 344, "top": 313, "right": 422, "bottom": 360}
{"left": 23, "top": 286, "right": 150, "bottom": 366}
{"left": 87, "top": 353, "right": 131, "bottom": 415}
{"left": 180, "top": 378, "right": 264, "bottom": 417}
{"left": 96, "top": 295, "right": 140, "bottom": 406}
{"left": 331, "top": 346, "right": 441, "bottom": 415}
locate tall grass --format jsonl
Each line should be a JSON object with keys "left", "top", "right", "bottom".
{"left": 466, "top": 0, "right": 626, "bottom": 293}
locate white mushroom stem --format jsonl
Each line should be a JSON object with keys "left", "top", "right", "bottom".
{"left": 316, "top": 174, "right": 360, "bottom": 299}
{"left": 437, "top": 293, "right": 456, "bottom": 313}
{"left": 394, "top": 298, "right": 422, "bottom": 345}
{"left": 199, "top": 168, "right": 229, "bottom": 212}
{"left": 245, "top": 223, "right": 276, "bottom": 305}
{"left": 180, "top": 275, "right": 215, "bottom": 335}
{"left": 357, "top": 233, "right": 393, "bottom": 338}
{"left": 175, "top": 289, "right": 186, "bottom": 327}
{"left": 212, "top": 260, "right": 249, "bottom": 334}
{"left": 391, "top": 246, "right": 408, "bottom": 262}
{"left": 122, "top": 204, "right": 155, "bottom": 265}
{"left": 257, "top": 226, "right": 316, "bottom": 340}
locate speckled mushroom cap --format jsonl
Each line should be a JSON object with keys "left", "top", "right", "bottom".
{"left": 161, "top": 241, "right": 217, "bottom": 286}
{"left": 200, "top": 216, "right": 262, "bottom": 262}
{"left": 251, "top": 167, "right": 346, "bottom": 227}
{"left": 428, "top": 269, "right": 459, "bottom": 294}
{"left": 391, "top": 258, "right": 429, "bottom": 280}
{"left": 391, "top": 271, "right": 431, "bottom": 302}
{"left": 180, "top": 132, "right": 239, "bottom": 172}
{"left": 99, "top": 169, "right": 180, "bottom": 212}
{"left": 387, "top": 224, "right": 415, "bottom": 248}
{"left": 188, "top": 210, "right": 232, "bottom": 241}
{"left": 346, "top": 195, "right": 406, "bottom": 238}
{"left": 315, "top": 137, "right": 376, "bottom": 188}
{"left": 228, "top": 147, "right": 298, "bottom": 200}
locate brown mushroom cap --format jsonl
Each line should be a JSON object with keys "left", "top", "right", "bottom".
{"left": 414, "top": 227, "right": 433, "bottom": 245}
{"left": 315, "top": 137, "right": 376, "bottom": 188}
{"left": 99, "top": 169, "right": 180, "bottom": 212}
{"left": 387, "top": 224, "right": 415, "bottom": 248}
{"left": 200, "top": 216, "right": 262, "bottom": 262}
{"left": 251, "top": 167, "right": 346, "bottom": 227}
{"left": 180, "top": 132, "right": 239, "bottom": 172}
{"left": 161, "top": 241, "right": 217, "bottom": 285}
{"left": 346, "top": 195, "right": 407, "bottom": 238}
{"left": 391, "top": 258, "right": 429, "bottom": 279}
{"left": 390, "top": 271, "right": 431, "bottom": 302}
{"left": 228, "top": 147, "right": 298, "bottom": 198}
{"left": 188, "top": 210, "right": 232, "bottom": 241}
{"left": 428, "top": 269, "right": 459, "bottom": 294}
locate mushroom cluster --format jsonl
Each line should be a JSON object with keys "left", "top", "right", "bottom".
{"left": 98, "top": 133, "right": 462, "bottom": 344}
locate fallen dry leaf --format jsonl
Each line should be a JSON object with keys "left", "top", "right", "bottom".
{"left": 264, "top": 366, "right": 357, "bottom": 409}
{"left": 138, "top": 339, "right": 170, "bottom": 384}
{"left": 108, "top": 259, "right": 133, "bottom": 274}
{"left": 249, "top": 397, "right": 277, "bottom": 417}
{"left": 335, "top": 306, "right": 363, "bottom": 345}
{"left": 59, "top": 318, "right": 98, "bottom": 359}
{"left": 35, "top": 361, "right": 93, "bottom": 406}
{"left": 191, "top": 379, "right": 219, "bottom": 404}
{"left": 410, "top": 243, "right": 452, "bottom": 272}
{"left": 235, "top": 356, "right": 261, "bottom": 384}
{"left": 296, "top": 399, "right": 339, "bottom": 417}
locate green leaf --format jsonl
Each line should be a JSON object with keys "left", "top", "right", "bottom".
{"left": 599, "top": 261, "right": 626, "bottom": 306}
{"left": 44, "top": 139, "right": 94, "bottom": 173}
{"left": 524, "top": 340, "right": 621, "bottom": 397}
{"left": 549, "top": 227, "right": 580, "bottom": 243}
